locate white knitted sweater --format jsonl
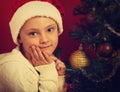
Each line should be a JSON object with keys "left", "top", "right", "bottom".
{"left": 0, "top": 47, "right": 65, "bottom": 92}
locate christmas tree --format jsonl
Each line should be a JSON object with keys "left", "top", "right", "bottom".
{"left": 66, "top": 0, "right": 120, "bottom": 92}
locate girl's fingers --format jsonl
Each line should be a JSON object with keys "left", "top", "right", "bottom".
{"left": 36, "top": 46, "right": 48, "bottom": 64}
{"left": 42, "top": 51, "right": 52, "bottom": 64}
{"left": 30, "top": 45, "right": 44, "bottom": 66}
{"left": 56, "top": 61, "right": 66, "bottom": 76}
{"left": 29, "top": 46, "right": 39, "bottom": 66}
{"left": 36, "top": 46, "right": 52, "bottom": 64}
{"left": 30, "top": 46, "right": 65, "bottom": 75}
{"left": 50, "top": 55, "right": 66, "bottom": 75}
{"left": 30, "top": 45, "right": 52, "bottom": 66}
{"left": 30, "top": 45, "right": 39, "bottom": 60}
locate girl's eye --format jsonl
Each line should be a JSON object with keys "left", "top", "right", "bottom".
{"left": 28, "top": 32, "right": 38, "bottom": 36}
{"left": 47, "top": 28, "right": 54, "bottom": 32}
{"left": 47, "top": 25, "right": 57, "bottom": 32}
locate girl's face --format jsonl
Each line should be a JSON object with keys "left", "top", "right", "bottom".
{"left": 18, "top": 17, "right": 59, "bottom": 59}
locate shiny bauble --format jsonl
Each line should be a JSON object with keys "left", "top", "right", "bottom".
{"left": 97, "top": 42, "right": 113, "bottom": 57}
{"left": 69, "top": 44, "right": 89, "bottom": 69}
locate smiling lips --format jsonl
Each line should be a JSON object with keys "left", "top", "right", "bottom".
{"left": 39, "top": 45, "right": 52, "bottom": 49}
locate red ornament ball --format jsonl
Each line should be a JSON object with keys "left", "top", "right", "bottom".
{"left": 97, "top": 42, "right": 113, "bottom": 57}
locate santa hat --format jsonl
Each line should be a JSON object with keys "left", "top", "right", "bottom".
{"left": 9, "top": 1, "right": 63, "bottom": 45}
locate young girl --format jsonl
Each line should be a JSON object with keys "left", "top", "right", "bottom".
{"left": 0, "top": 1, "right": 66, "bottom": 92}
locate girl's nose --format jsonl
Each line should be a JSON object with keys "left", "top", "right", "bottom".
{"left": 39, "top": 33, "right": 49, "bottom": 44}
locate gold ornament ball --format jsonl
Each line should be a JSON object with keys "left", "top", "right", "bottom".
{"left": 69, "top": 45, "right": 89, "bottom": 69}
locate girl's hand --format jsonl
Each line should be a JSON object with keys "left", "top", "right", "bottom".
{"left": 51, "top": 56, "right": 66, "bottom": 76}
{"left": 29, "top": 45, "right": 52, "bottom": 66}
{"left": 29, "top": 45, "right": 66, "bottom": 76}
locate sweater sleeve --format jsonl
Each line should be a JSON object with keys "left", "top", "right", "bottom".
{"left": 35, "top": 61, "right": 59, "bottom": 92}
{"left": 0, "top": 61, "right": 38, "bottom": 92}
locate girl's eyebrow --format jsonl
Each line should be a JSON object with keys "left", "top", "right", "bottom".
{"left": 25, "top": 28, "right": 38, "bottom": 32}
{"left": 46, "top": 23, "right": 57, "bottom": 28}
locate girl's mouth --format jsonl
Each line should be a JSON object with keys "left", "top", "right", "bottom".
{"left": 39, "top": 45, "right": 52, "bottom": 49}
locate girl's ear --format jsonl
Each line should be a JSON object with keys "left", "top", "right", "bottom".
{"left": 17, "top": 35, "right": 22, "bottom": 44}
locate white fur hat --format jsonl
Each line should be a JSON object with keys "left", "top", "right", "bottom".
{"left": 9, "top": 1, "right": 63, "bottom": 45}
